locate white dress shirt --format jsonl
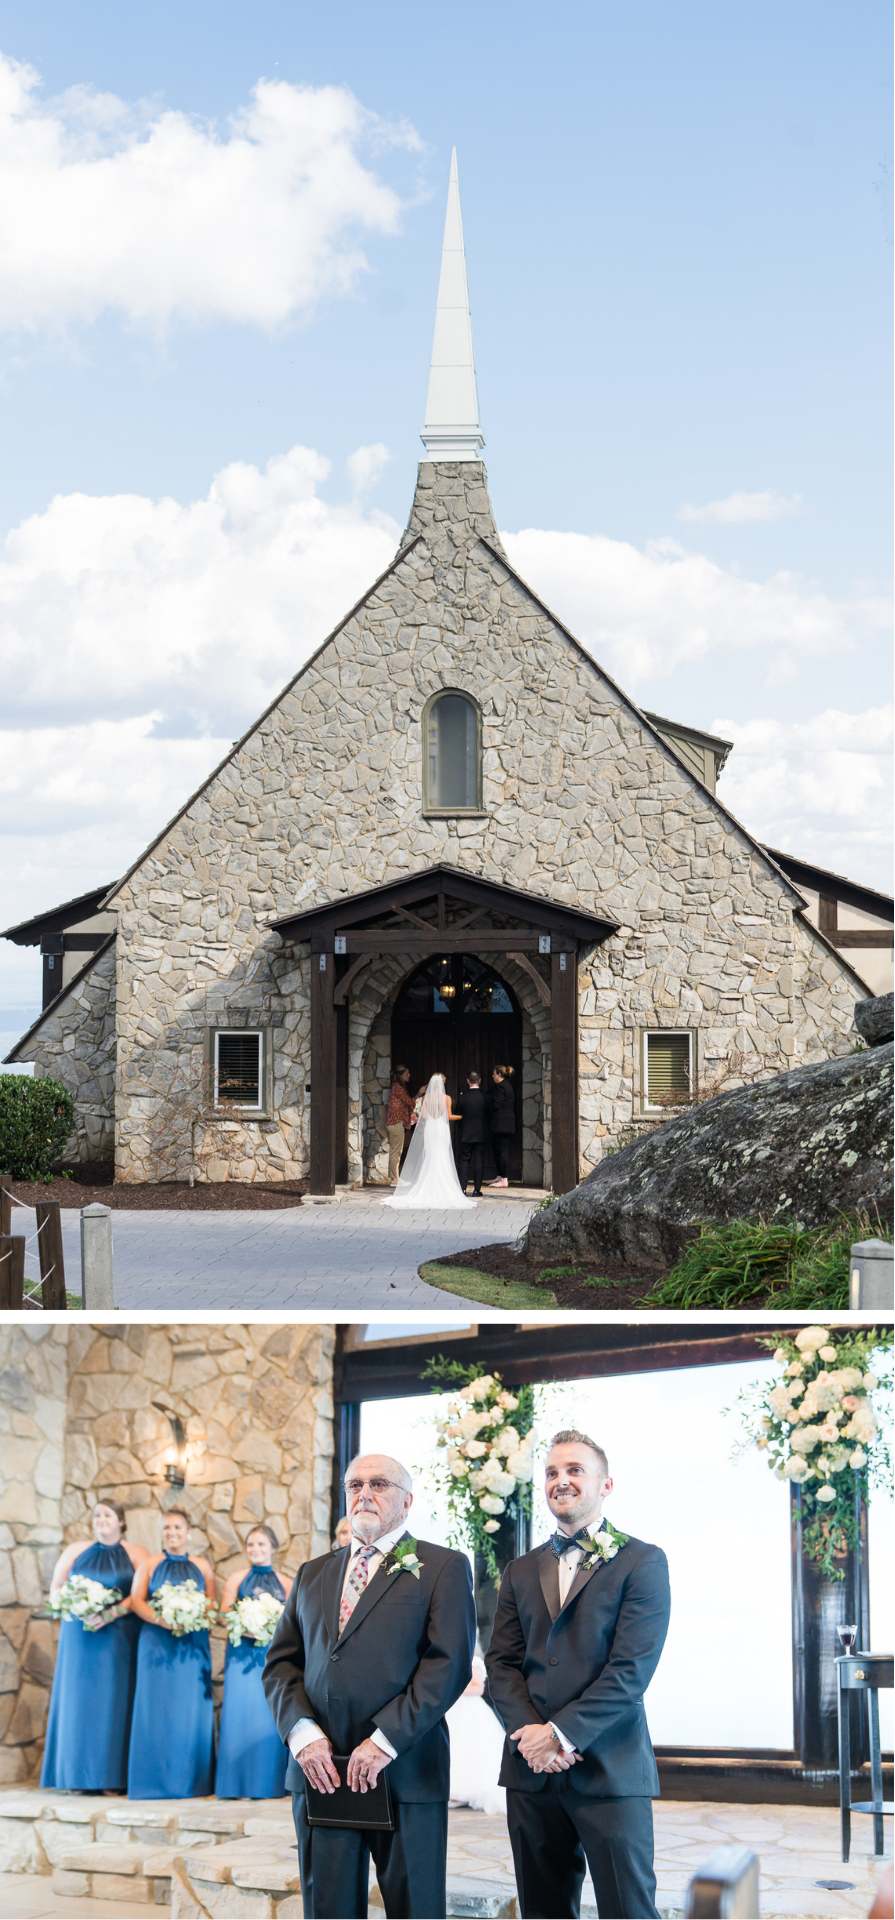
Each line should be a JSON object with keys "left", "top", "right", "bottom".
{"left": 287, "top": 1525, "right": 407, "bottom": 1763}
{"left": 549, "top": 1522, "right": 604, "bottom": 1753}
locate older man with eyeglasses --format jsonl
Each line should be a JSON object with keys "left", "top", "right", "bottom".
{"left": 263, "top": 1452, "right": 475, "bottom": 1919}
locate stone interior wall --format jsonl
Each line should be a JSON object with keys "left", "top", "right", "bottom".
{"left": 14, "top": 461, "right": 861, "bottom": 1183}
{"left": 0, "top": 1321, "right": 334, "bottom": 1783}
{"left": 22, "top": 944, "right": 117, "bottom": 1164}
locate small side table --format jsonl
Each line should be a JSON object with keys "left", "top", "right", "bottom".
{"left": 836, "top": 1653, "right": 894, "bottom": 1862}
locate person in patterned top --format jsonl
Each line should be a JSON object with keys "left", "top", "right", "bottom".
{"left": 385, "top": 1066, "right": 415, "bottom": 1184}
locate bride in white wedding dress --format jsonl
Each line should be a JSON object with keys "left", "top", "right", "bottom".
{"left": 380, "top": 1074, "right": 476, "bottom": 1210}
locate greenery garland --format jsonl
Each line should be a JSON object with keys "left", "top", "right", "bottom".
{"left": 733, "top": 1325, "right": 892, "bottom": 1580}
{"left": 421, "top": 1356, "right": 536, "bottom": 1583}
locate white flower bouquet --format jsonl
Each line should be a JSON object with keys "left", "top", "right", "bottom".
{"left": 226, "top": 1591, "right": 285, "bottom": 1647}
{"left": 422, "top": 1359, "right": 536, "bottom": 1581}
{"left": 151, "top": 1579, "right": 216, "bottom": 1636}
{"left": 734, "top": 1326, "right": 891, "bottom": 1579}
{"left": 48, "top": 1575, "right": 122, "bottom": 1629}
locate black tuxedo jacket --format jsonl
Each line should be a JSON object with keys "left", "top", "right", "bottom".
{"left": 263, "top": 1533, "right": 476, "bottom": 1803}
{"left": 485, "top": 1532, "right": 670, "bottom": 1799}
{"left": 455, "top": 1087, "right": 488, "bottom": 1143}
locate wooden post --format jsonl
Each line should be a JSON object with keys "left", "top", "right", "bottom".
{"left": 310, "top": 935, "right": 337, "bottom": 1195}
{"left": 0, "top": 1186, "right": 10, "bottom": 1240}
{"left": 791, "top": 1483, "right": 869, "bottom": 1775}
{"left": 36, "top": 1200, "right": 66, "bottom": 1311}
{"left": 551, "top": 940, "right": 579, "bottom": 1194}
{"left": 0, "top": 1235, "right": 25, "bottom": 1311}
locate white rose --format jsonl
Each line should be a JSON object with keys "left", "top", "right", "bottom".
{"left": 829, "top": 1368, "right": 863, "bottom": 1390}
{"left": 818, "top": 1346, "right": 837, "bottom": 1362}
{"left": 483, "top": 1519, "right": 501, "bottom": 1533}
{"left": 815, "top": 1484, "right": 837, "bottom": 1503}
{"left": 790, "top": 1427, "right": 823, "bottom": 1455}
{"left": 506, "top": 1449, "right": 534, "bottom": 1482}
{"left": 863, "top": 1373, "right": 879, "bottom": 1391}
{"left": 459, "top": 1385, "right": 474, "bottom": 1399}
{"left": 479, "top": 1494, "right": 506, "bottom": 1515}
{"left": 795, "top": 1326, "right": 831, "bottom": 1352}
{"left": 497, "top": 1393, "right": 519, "bottom": 1410}
{"left": 482, "top": 1467, "right": 516, "bottom": 1498}
{"left": 470, "top": 1376, "right": 495, "bottom": 1401}
{"left": 848, "top": 1449, "right": 867, "bottom": 1469}
{"left": 450, "top": 1461, "right": 469, "bottom": 1478}
{"left": 783, "top": 1457, "right": 811, "bottom": 1481}
{"left": 786, "top": 1361, "right": 804, "bottom": 1377}
{"left": 467, "top": 1470, "right": 487, "bottom": 1491}
{"left": 756, "top": 1436, "right": 769, "bottom": 1450}
{"left": 463, "top": 1440, "right": 489, "bottom": 1458}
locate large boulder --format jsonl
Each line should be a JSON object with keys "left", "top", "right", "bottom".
{"left": 855, "top": 992, "right": 893, "bottom": 1048}
{"left": 524, "top": 1044, "right": 893, "bottom": 1269}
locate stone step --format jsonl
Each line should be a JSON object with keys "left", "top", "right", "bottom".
{"left": 53, "top": 1839, "right": 200, "bottom": 1909}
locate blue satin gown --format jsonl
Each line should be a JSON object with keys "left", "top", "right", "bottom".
{"left": 216, "top": 1566, "right": 288, "bottom": 1799}
{"left": 127, "top": 1553, "right": 215, "bottom": 1799}
{"left": 41, "top": 1541, "right": 139, "bottom": 1790}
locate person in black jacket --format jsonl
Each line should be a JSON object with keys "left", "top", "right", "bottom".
{"left": 263, "top": 1451, "right": 475, "bottom": 1919}
{"left": 485, "top": 1065, "right": 516, "bottom": 1187}
{"left": 452, "top": 1072, "right": 488, "bottom": 1196}
{"left": 486, "top": 1429, "right": 671, "bottom": 1920}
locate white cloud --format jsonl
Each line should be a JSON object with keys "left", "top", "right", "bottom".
{"left": 677, "top": 490, "right": 805, "bottom": 524}
{"left": 0, "top": 444, "right": 400, "bottom": 733}
{"left": 346, "top": 442, "right": 392, "bottom": 499}
{"left": 714, "top": 707, "right": 893, "bottom": 882}
{"left": 502, "top": 527, "right": 887, "bottom": 689}
{"left": 0, "top": 53, "right": 419, "bottom": 333}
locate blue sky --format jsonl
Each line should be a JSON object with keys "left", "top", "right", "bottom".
{"left": 0, "top": 0, "right": 891, "bottom": 1013}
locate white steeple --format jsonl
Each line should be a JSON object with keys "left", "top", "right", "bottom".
{"left": 420, "top": 149, "right": 484, "bottom": 461}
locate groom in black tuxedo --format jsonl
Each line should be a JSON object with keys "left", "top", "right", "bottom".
{"left": 486, "top": 1429, "right": 671, "bottom": 1920}
{"left": 263, "top": 1451, "right": 475, "bottom": 1919}
{"left": 453, "top": 1071, "right": 488, "bottom": 1195}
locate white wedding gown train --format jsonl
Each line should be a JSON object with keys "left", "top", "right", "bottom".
{"left": 381, "top": 1074, "right": 476, "bottom": 1210}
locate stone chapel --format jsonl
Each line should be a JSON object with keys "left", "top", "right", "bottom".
{"left": 5, "top": 152, "right": 885, "bottom": 1194}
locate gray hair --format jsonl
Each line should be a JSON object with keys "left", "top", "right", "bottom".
{"left": 345, "top": 1453, "right": 412, "bottom": 1493}
{"left": 548, "top": 1430, "right": 609, "bottom": 1478}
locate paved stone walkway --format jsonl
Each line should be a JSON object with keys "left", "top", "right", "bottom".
{"left": 7, "top": 1195, "right": 537, "bottom": 1312}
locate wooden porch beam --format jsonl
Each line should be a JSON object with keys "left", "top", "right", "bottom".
{"left": 551, "top": 944, "right": 579, "bottom": 1194}
{"left": 334, "top": 931, "right": 575, "bottom": 954}
{"left": 310, "top": 938, "right": 337, "bottom": 1194}
{"left": 332, "top": 954, "right": 374, "bottom": 1006}
{"left": 507, "top": 950, "right": 552, "bottom": 1008}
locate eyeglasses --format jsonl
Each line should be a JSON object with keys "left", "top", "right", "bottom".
{"left": 344, "top": 1477, "right": 404, "bottom": 1495}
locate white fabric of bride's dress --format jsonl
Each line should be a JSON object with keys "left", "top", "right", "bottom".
{"left": 447, "top": 1659, "right": 507, "bottom": 1816}
{"left": 380, "top": 1074, "right": 476, "bottom": 1211}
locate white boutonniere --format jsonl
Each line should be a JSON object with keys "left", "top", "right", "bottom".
{"left": 579, "top": 1522, "right": 629, "bottom": 1570}
{"left": 386, "top": 1537, "right": 423, "bottom": 1580}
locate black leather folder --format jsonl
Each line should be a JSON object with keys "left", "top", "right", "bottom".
{"left": 304, "top": 1756, "right": 395, "bottom": 1830}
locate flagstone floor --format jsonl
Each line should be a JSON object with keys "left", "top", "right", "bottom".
{"left": 0, "top": 1793, "right": 890, "bottom": 1918}
{"left": 6, "top": 1191, "right": 539, "bottom": 1311}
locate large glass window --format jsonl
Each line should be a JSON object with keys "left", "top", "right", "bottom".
{"left": 358, "top": 1355, "right": 795, "bottom": 1749}
{"left": 423, "top": 691, "right": 481, "bottom": 812}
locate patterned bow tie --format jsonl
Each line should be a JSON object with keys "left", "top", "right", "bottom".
{"left": 550, "top": 1527, "right": 594, "bottom": 1558}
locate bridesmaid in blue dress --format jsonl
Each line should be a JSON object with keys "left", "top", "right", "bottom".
{"left": 42, "top": 1499, "right": 148, "bottom": 1792}
{"left": 216, "top": 1524, "right": 292, "bottom": 1798}
{"left": 128, "top": 1509, "right": 216, "bottom": 1798}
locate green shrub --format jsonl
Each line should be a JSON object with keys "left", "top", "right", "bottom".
{"left": 0, "top": 1075, "right": 74, "bottom": 1181}
{"left": 645, "top": 1212, "right": 892, "bottom": 1311}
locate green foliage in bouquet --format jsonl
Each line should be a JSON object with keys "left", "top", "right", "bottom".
{"left": 732, "top": 1325, "right": 892, "bottom": 1579}
{"left": 0, "top": 1074, "right": 74, "bottom": 1180}
{"left": 421, "top": 1356, "right": 536, "bottom": 1584}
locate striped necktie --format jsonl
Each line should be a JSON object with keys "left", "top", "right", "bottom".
{"left": 339, "top": 1545, "right": 376, "bottom": 1632}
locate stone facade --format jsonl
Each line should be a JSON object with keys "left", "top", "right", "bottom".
{"left": 19, "top": 461, "right": 867, "bottom": 1183}
{"left": 18, "top": 942, "right": 116, "bottom": 1164}
{"left": 0, "top": 1321, "right": 334, "bottom": 1783}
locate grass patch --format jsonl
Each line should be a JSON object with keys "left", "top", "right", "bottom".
{"left": 536, "top": 1264, "right": 626, "bottom": 1291}
{"left": 419, "top": 1263, "right": 559, "bottom": 1310}
{"left": 645, "top": 1213, "right": 891, "bottom": 1311}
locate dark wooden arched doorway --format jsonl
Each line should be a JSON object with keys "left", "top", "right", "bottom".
{"left": 391, "top": 954, "right": 524, "bottom": 1181}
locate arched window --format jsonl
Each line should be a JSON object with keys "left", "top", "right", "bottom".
{"left": 422, "top": 690, "right": 482, "bottom": 813}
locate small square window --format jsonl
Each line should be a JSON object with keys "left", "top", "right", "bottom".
{"left": 214, "top": 1031, "right": 263, "bottom": 1110}
{"left": 643, "top": 1030, "right": 693, "bottom": 1112}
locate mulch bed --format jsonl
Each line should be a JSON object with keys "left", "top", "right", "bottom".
{"left": 425, "top": 1241, "right": 666, "bottom": 1310}
{"left": 4, "top": 1166, "right": 307, "bottom": 1211}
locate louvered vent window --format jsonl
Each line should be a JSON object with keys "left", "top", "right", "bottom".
{"left": 215, "top": 1031, "right": 262, "bottom": 1109}
{"left": 645, "top": 1032, "right": 692, "bottom": 1108}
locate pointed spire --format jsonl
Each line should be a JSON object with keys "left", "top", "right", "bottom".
{"left": 421, "top": 150, "right": 484, "bottom": 461}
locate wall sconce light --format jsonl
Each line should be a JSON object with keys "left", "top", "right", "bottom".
{"left": 153, "top": 1403, "right": 188, "bottom": 1487}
